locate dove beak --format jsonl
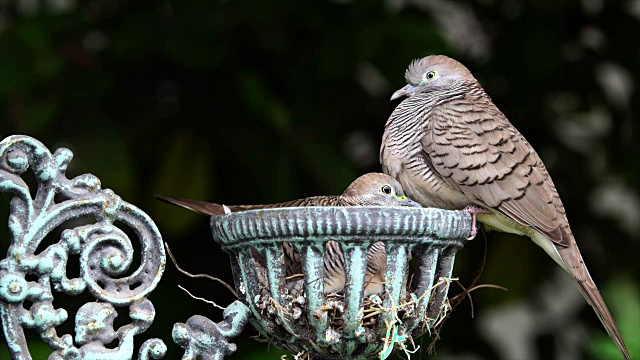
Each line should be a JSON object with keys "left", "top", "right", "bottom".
{"left": 396, "top": 196, "right": 422, "bottom": 208}
{"left": 390, "top": 84, "right": 415, "bottom": 101}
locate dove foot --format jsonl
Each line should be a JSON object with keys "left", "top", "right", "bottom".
{"left": 462, "top": 205, "right": 491, "bottom": 240}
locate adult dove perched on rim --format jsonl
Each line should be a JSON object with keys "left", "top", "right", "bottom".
{"left": 158, "top": 172, "right": 422, "bottom": 295}
{"left": 380, "top": 55, "right": 629, "bottom": 359}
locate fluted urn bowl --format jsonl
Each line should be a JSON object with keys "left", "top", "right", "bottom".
{"left": 210, "top": 206, "right": 472, "bottom": 359}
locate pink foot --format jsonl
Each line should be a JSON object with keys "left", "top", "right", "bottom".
{"left": 462, "top": 205, "right": 491, "bottom": 240}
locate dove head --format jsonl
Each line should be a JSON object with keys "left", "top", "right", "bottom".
{"left": 342, "top": 173, "right": 422, "bottom": 207}
{"left": 391, "top": 55, "right": 476, "bottom": 101}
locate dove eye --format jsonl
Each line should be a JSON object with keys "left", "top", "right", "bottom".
{"left": 381, "top": 185, "right": 393, "bottom": 195}
{"left": 423, "top": 70, "right": 437, "bottom": 82}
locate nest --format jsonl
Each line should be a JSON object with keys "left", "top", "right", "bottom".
{"left": 253, "top": 274, "right": 459, "bottom": 360}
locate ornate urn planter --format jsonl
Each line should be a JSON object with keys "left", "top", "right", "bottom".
{"left": 203, "top": 206, "right": 472, "bottom": 359}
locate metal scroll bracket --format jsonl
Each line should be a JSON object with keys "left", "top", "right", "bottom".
{"left": 0, "top": 135, "right": 167, "bottom": 360}
{"left": 172, "top": 300, "right": 250, "bottom": 360}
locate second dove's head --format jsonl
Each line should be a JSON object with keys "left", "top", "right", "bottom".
{"left": 342, "top": 173, "right": 422, "bottom": 208}
{"left": 391, "top": 55, "right": 476, "bottom": 101}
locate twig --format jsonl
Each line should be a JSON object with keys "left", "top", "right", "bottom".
{"left": 165, "top": 242, "right": 238, "bottom": 298}
{"left": 305, "top": 276, "right": 324, "bottom": 286}
{"left": 269, "top": 297, "right": 298, "bottom": 336}
{"left": 427, "top": 229, "right": 503, "bottom": 354}
{"left": 452, "top": 280, "right": 475, "bottom": 318}
{"left": 178, "top": 285, "right": 226, "bottom": 310}
{"left": 285, "top": 274, "right": 304, "bottom": 280}
{"left": 467, "top": 284, "right": 508, "bottom": 292}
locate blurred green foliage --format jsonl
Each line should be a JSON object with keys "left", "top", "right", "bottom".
{"left": 0, "top": 0, "right": 638, "bottom": 359}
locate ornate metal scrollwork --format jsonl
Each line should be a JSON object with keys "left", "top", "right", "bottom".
{"left": 0, "top": 135, "right": 166, "bottom": 360}
{"left": 172, "top": 300, "right": 250, "bottom": 360}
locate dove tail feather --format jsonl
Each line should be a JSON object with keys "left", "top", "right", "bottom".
{"left": 555, "top": 238, "right": 630, "bottom": 360}
{"left": 155, "top": 195, "right": 226, "bottom": 216}
{"left": 156, "top": 194, "right": 344, "bottom": 216}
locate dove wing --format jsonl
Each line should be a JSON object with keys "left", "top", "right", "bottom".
{"left": 421, "top": 98, "right": 570, "bottom": 247}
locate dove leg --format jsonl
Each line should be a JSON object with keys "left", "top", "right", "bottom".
{"left": 463, "top": 205, "right": 492, "bottom": 240}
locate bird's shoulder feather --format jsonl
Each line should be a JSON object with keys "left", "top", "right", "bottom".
{"left": 421, "top": 96, "right": 571, "bottom": 246}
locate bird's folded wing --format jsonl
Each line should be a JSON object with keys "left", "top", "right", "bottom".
{"left": 421, "top": 101, "right": 570, "bottom": 247}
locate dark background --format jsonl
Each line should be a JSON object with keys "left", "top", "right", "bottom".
{"left": 0, "top": 0, "right": 639, "bottom": 359}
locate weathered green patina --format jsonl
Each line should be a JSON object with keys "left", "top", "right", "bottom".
{"left": 0, "top": 135, "right": 167, "bottom": 360}
{"left": 209, "top": 206, "right": 471, "bottom": 359}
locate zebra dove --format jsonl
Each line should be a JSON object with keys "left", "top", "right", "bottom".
{"left": 380, "top": 55, "right": 628, "bottom": 359}
{"left": 158, "top": 172, "right": 421, "bottom": 295}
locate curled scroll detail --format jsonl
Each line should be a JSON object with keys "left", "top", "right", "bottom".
{"left": 0, "top": 135, "right": 166, "bottom": 360}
